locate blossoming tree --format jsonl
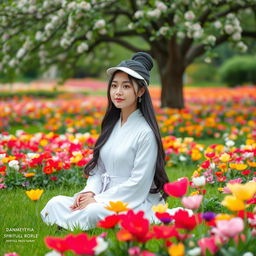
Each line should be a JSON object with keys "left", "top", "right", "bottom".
{"left": 0, "top": 0, "right": 256, "bottom": 108}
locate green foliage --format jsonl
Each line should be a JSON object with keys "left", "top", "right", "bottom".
{"left": 0, "top": 90, "right": 67, "bottom": 99}
{"left": 219, "top": 56, "right": 256, "bottom": 87}
{"left": 186, "top": 63, "right": 219, "bottom": 84}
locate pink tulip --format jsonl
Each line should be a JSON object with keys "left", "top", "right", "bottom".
{"left": 181, "top": 195, "right": 203, "bottom": 210}
{"left": 198, "top": 236, "right": 219, "bottom": 255}
{"left": 215, "top": 217, "right": 244, "bottom": 238}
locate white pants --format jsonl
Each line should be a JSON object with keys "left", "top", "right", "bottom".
{"left": 40, "top": 195, "right": 112, "bottom": 231}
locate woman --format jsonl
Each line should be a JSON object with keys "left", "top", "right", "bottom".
{"left": 40, "top": 52, "right": 169, "bottom": 231}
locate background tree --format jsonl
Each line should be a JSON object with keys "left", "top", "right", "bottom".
{"left": 0, "top": 0, "right": 256, "bottom": 108}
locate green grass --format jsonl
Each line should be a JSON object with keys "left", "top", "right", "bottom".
{"left": 0, "top": 163, "right": 223, "bottom": 256}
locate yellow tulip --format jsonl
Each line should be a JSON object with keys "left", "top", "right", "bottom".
{"left": 105, "top": 201, "right": 129, "bottom": 213}
{"left": 229, "top": 163, "right": 237, "bottom": 169}
{"left": 235, "top": 163, "right": 247, "bottom": 171}
{"left": 152, "top": 203, "right": 169, "bottom": 213}
{"left": 40, "top": 139, "right": 48, "bottom": 146}
{"left": 25, "top": 189, "right": 44, "bottom": 201}
{"left": 215, "top": 213, "right": 234, "bottom": 221}
{"left": 191, "top": 151, "right": 202, "bottom": 161}
{"left": 219, "top": 153, "right": 231, "bottom": 162}
{"left": 227, "top": 182, "right": 256, "bottom": 201}
{"left": 168, "top": 243, "right": 185, "bottom": 256}
{"left": 221, "top": 195, "right": 246, "bottom": 211}
{"left": 24, "top": 172, "right": 36, "bottom": 177}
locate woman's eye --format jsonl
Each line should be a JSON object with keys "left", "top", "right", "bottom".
{"left": 111, "top": 84, "right": 117, "bottom": 88}
{"left": 124, "top": 85, "right": 130, "bottom": 88}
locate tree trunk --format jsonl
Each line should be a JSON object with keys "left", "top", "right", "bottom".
{"left": 152, "top": 40, "right": 185, "bottom": 109}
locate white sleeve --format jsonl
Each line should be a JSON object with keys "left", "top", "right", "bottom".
{"left": 73, "top": 156, "right": 106, "bottom": 197}
{"left": 94, "top": 131, "right": 158, "bottom": 208}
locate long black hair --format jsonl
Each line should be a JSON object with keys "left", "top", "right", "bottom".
{"left": 84, "top": 70, "right": 169, "bottom": 200}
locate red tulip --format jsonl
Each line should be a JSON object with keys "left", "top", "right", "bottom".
{"left": 155, "top": 212, "right": 173, "bottom": 224}
{"left": 65, "top": 233, "right": 97, "bottom": 256}
{"left": 153, "top": 225, "right": 178, "bottom": 239}
{"left": 119, "top": 210, "right": 153, "bottom": 243}
{"left": 97, "top": 214, "right": 120, "bottom": 229}
{"left": 44, "top": 236, "right": 70, "bottom": 253}
{"left": 172, "top": 209, "right": 201, "bottom": 231}
{"left": 164, "top": 177, "right": 189, "bottom": 198}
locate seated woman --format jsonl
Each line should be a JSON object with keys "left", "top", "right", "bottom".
{"left": 40, "top": 52, "right": 170, "bottom": 231}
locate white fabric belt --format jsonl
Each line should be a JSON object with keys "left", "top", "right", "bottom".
{"left": 101, "top": 173, "right": 129, "bottom": 192}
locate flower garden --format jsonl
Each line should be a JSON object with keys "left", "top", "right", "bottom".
{"left": 1, "top": 85, "right": 256, "bottom": 256}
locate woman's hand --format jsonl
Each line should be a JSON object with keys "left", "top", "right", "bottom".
{"left": 69, "top": 192, "right": 96, "bottom": 211}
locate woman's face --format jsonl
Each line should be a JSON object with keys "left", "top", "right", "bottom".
{"left": 110, "top": 71, "right": 144, "bottom": 111}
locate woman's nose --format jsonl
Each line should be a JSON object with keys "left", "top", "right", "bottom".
{"left": 115, "top": 86, "right": 123, "bottom": 95}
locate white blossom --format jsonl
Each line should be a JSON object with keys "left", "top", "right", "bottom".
{"left": 16, "top": 48, "right": 26, "bottom": 59}
{"left": 204, "top": 57, "right": 212, "bottom": 63}
{"left": 99, "top": 28, "right": 107, "bottom": 35}
{"left": 185, "top": 11, "right": 195, "bottom": 20}
{"left": 227, "top": 13, "right": 235, "bottom": 20}
{"left": 224, "top": 24, "right": 234, "bottom": 34}
{"left": 214, "top": 20, "right": 222, "bottom": 29}
{"left": 86, "top": 31, "right": 93, "bottom": 40}
{"left": 44, "top": 23, "right": 54, "bottom": 32}
{"left": 35, "top": 31, "right": 44, "bottom": 41}
{"left": 60, "top": 38, "right": 71, "bottom": 48}
{"left": 242, "top": 253, "right": 254, "bottom": 256}
{"left": 128, "top": 23, "right": 134, "bottom": 29}
{"left": 94, "top": 19, "right": 106, "bottom": 29}
{"left": 77, "top": 43, "right": 89, "bottom": 53}
{"left": 9, "top": 59, "right": 17, "bottom": 67}
{"left": 159, "top": 26, "right": 169, "bottom": 35}
{"left": 232, "top": 32, "right": 241, "bottom": 41}
{"left": 147, "top": 9, "right": 161, "bottom": 18}
{"left": 79, "top": 2, "right": 91, "bottom": 10}
{"left": 134, "top": 10, "right": 144, "bottom": 19}
{"left": 28, "top": 5, "right": 37, "bottom": 13}
{"left": 177, "top": 31, "right": 185, "bottom": 39}
{"left": 237, "top": 41, "right": 248, "bottom": 52}
{"left": 156, "top": 1, "right": 167, "bottom": 12}
{"left": 207, "top": 35, "right": 216, "bottom": 44}
{"left": 67, "top": 2, "right": 77, "bottom": 10}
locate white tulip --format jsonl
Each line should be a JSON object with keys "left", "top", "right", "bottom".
{"left": 225, "top": 140, "right": 235, "bottom": 147}
{"left": 9, "top": 160, "right": 20, "bottom": 171}
{"left": 192, "top": 176, "right": 206, "bottom": 187}
{"left": 188, "top": 247, "right": 201, "bottom": 256}
{"left": 94, "top": 237, "right": 108, "bottom": 255}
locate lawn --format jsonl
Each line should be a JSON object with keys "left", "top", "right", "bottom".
{"left": 0, "top": 162, "right": 222, "bottom": 256}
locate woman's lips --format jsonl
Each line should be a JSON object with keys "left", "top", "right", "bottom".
{"left": 115, "top": 98, "right": 124, "bottom": 102}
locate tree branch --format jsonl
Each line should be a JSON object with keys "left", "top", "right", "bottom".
{"left": 185, "top": 34, "right": 229, "bottom": 67}
{"left": 208, "top": 3, "right": 256, "bottom": 22}
{"left": 242, "top": 30, "right": 256, "bottom": 38}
